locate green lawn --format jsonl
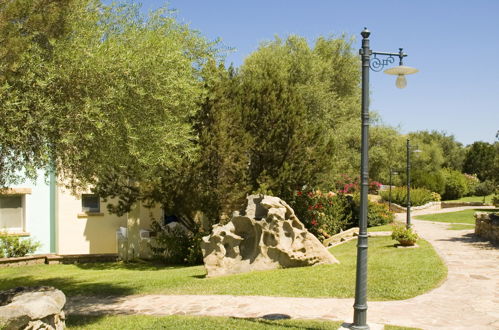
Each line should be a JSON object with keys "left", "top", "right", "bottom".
{"left": 414, "top": 208, "right": 497, "bottom": 224}
{"left": 447, "top": 223, "right": 475, "bottom": 230}
{"left": 0, "top": 237, "right": 446, "bottom": 301}
{"left": 368, "top": 223, "right": 395, "bottom": 232}
{"left": 67, "top": 315, "right": 343, "bottom": 330}
{"left": 444, "top": 195, "right": 494, "bottom": 203}
{"left": 66, "top": 315, "right": 422, "bottom": 330}
{"left": 385, "top": 326, "right": 423, "bottom": 330}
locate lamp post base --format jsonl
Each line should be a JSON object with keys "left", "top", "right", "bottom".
{"left": 342, "top": 323, "right": 385, "bottom": 330}
{"left": 350, "top": 325, "right": 370, "bottom": 330}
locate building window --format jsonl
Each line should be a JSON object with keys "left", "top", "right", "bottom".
{"left": 0, "top": 195, "right": 24, "bottom": 232}
{"left": 82, "top": 194, "right": 100, "bottom": 213}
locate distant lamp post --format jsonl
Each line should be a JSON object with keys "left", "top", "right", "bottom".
{"left": 388, "top": 169, "right": 399, "bottom": 211}
{"left": 353, "top": 28, "right": 418, "bottom": 330}
{"left": 405, "top": 139, "right": 422, "bottom": 228}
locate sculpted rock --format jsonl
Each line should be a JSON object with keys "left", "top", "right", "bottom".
{"left": 201, "top": 195, "right": 339, "bottom": 277}
{"left": 0, "top": 286, "right": 66, "bottom": 330}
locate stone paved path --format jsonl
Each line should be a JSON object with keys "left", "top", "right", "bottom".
{"left": 67, "top": 206, "right": 499, "bottom": 330}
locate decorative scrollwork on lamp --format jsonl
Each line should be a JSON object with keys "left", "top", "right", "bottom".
{"left": 369, "top": 55, "right": 395, "bottom": 72}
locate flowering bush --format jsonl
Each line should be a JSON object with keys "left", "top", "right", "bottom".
{"left": 290, "top": 189, "right": 352, "bottom": 241}
{"left": 336, "top": 174, "right": 381, "bottom": 194}
{"left": 290, "top": 187, "right": 394, "bottom": 241}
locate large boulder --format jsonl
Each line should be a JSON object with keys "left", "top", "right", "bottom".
{"left": 201, "top": 195, "right": 339, "bottom": 277}
{"left": 0, "top": 286, "right": 66, "bottom": 330}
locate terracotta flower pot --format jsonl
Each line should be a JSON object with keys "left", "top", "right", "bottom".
{"left": 398, "top": 239, "right": 416, "bottom": 246}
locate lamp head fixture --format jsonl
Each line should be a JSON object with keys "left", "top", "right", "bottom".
{"left": 383, "top": 48, "right": 419, "bottom": 88}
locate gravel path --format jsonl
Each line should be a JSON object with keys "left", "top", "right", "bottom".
{"left": 67, "top": 206, "right": 499, "bottom": 329}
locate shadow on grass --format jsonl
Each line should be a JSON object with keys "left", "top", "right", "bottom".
{"left": 234, "top": 316, "right": 334, "bottom": 329}
{"left": 0, "top": 275, "right": 135, "bottom": 297}
{"left": 437, "top": 233, "right": 498, "bottom": 249}
{"left": 74, "top": 261, "right": 181, "bottom": 271}
{"left": 66, "top": 314, "right": 108, "bottom": 328}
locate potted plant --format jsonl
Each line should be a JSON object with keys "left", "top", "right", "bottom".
{"left": 391, "top": 225, "right": 419, "bottom": 246}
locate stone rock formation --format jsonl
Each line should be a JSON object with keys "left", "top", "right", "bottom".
{"left": 201, "top": 195, "right": 339, "bottom": 277}
{"left": 0, "top": 286, "right": 66, "bottom": 330}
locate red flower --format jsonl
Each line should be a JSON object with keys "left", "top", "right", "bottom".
{"left": 297, "top": 191, "right": 303, "bottom": 196}
{"left": 311, "top": 219, "right": 318, "bottom": 226}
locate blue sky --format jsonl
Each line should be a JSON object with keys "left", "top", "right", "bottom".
{"left": 137, "top": 0, "right": 498, "bottom": 146}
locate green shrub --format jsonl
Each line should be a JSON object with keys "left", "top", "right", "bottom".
{"left": 380, "top": 187, "right": 438, "bottom": 206}
{"left": 431, "top": 191, "right": 442, "bottom": 202}
{"left": 412, "top": 169, "right": 446, "bottom": 195}
{"left": 0, "top": 232, "right": 41, "bottom": 257}
{"left": 463, "top": 173, "right": 480, "bottom": 196}
{"left": 290, "top": 189, "right": 395, "bottom": 241}
{"left": 492, "top": 194, "right": 499, "bottom": 207}
{"left": 441, "top": 168, "right": 468, "bottom": 200}
{"left": 391, "top": 225, "right": 419, "bottom": 245}
{"left": 148, "top": 221, "right": 204, "bottom": 265}
{"left": 290, "top": 189, "right": 353, "bottom": 241}
{"left": 351, "top": 194, "right": 394, "bottom": 227}
{"left": 367, "top": 201, "right": 395, "bottom": 227}
{"left": 475, "top": 180, "right": 496, "bottom": 201}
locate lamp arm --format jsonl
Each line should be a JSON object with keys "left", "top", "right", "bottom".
{"left": 369, "top": 49, "right": 407, "bottom": 71}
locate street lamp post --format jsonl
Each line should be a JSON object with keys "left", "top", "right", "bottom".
{"left": 406, "top": 139, "right": 412, "bottom": 228}
{"left": 388, "top": 169, "right": 399, "bottom": 211}
{"left": 352, "top": 28, "right": 418, "bottom": 330}
{"left": 405, "top": 139, "right": 421, "bottom": 229}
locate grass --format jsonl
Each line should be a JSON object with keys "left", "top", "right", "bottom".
{"left": 444, "top": 194, "right": 494, "bottom": 203}
{"left": 0, "top": 237, "right": 446, "bottom": 301}
{"left": 368, "top": 223, "right": 395, "bottom": 232}
{"left": 67, "top": 315, "right": 343, "bottom": 329}
{"left": 447, "top": 223, "right": 475, "bottom": 230}
{"left": 384, "top": 326, "right": 423, "bottom": 330}
{"left": 66, "top": 315, "right": 422, "bottom": 330}
{"left": 414, "top": 208, "right": 497, "bottom": 224}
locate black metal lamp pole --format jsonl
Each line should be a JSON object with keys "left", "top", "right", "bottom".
{"left": 406, "top": 139, "right": 412, "bottom": 228}
{"left": 352, "top": 28, "right": 371, "bottom": 330}
{"left": 388, "top": 169, "right": 398, "bottom": 211}
{"left": 352, "top": 28, "right": 415, "bottom": 330}
{"left": 389, "top": 169, "right": 392, "bottom": 211}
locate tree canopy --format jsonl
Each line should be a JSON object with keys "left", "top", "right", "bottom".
{"left": 1, "top": 1, "right": 218, "bottom": 196}
{"left": 463, "top": 141, "right": 498, "bottom": 183}
{"left": 237, "top": 35, "right": 360, "bottom": 198}
{"left": 2, "top": 1, "right": 494, "bottom": 224}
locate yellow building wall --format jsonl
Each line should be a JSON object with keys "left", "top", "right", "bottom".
{"left": 56, "top": 186, "right": 162, "bottom": 255}
{"left": 119, "top": 202, "right": 163, "bottom": 260}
